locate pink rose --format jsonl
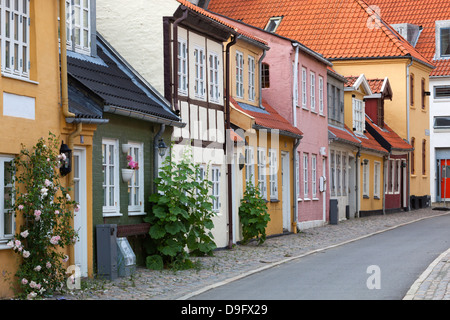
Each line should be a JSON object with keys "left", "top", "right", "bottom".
{"left": 34, "top": 210, "right": 41, "bottom": 221}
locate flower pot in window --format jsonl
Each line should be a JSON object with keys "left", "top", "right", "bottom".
{"left": 121, "top": 168, "right": 134, "bottom": 183}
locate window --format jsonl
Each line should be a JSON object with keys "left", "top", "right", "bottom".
{"left": 411, "top": 137, "right": 415, "bottom": 174}
{"left": 296, "top": 151, "right": 300, "bottom": 199}
{"left": 342, "top": 154, "right": 347, "bottom": 196}
{"left": 330, "top": 150, "right": 336, "bottom": 196}
{"left": 269, "top": 149, "right": 278, "bottom": 199}
{"left": 66, "top": 0, "right": 91, "bottom": 54}
{"left": 245, "top": 146, "right": 255, "bottom": 185}
{"left": 261, "top": 63, "right": 270, "bottom": 88}
{"left": 395, "top": 160, "right": 401, "bottom": 194}
{"left": 248, "top": 55, "right": 256, "bottom": 101}
{"left": 126, "top": 142, "right": 144, "bottom": 214}
{"left": 434, "top": 86, "right": 450, "bottom": 99}
{"left": 0, "top": 0, "right": 30, "bottom": 78}
{"left": 257, "top": 148, "right": 267, "bottom": 198}
{"left": 178, "top": 38, "right": 188, "bottom": 95}
{"left": 302, "top": 67, "right": 307, "bottom": 109}
{"left": 410, "top": 73, "right": 414, "bottom": 106}
{"left": 310, "top": 72, "right": 316, "bottom": 111}
{"left": 434, "top": 116, "right": 450, "bottom": 129}
{"left": 421, "top": 78, "right": 426, "bottom": 110}
{"left": 311, "top": 154, "right": 317, "bottom": 198}
{"left": 440, "top": 28, "right": 450, "bottom": 57}
{"left": 102, "top": 139, "right": 120, "bottom": 215}
{"left": 236, "top": 51, "right": 244, "bottom": 98}
{"left": 363, "top": 160, "right": 369, "bottom": 197}
{"left": 211, "top": 166, "right": 220, "bottom": 212}
{"left": 209, "top": 52, "right": 220, "bottom": 102}
{"left": 303, "top": 153, "right": 309, "bottom": 198}
{"left": 374, "top": 161, "right": 381, "bottom": 198}
{"left": 336, "top": 151, "right": 341, "bottom": 196}
{"left": 265, "top": 16, "right": 282, "bottom": 33}
{"left": 319, "top": 76, "right": 324, "bottom": 115}
{"left": 422, "top": 139, "right": 426, "bottom": 175}
{"left": 194, "top": 47, "right": 206, "bottom": 98}
{"left": 352, "top": 98, "right": 365, "bottom": 135}
{"left": 0, "top": 156, "right": 14, "bottom": 244}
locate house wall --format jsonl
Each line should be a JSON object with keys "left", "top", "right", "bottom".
{"left": 96, "top": 0, "right": 180, "bottom": 94}
{"left": 429, "top": 76, "right": 450, "bottom": 202}
{"left": 332, "top": 59, "right": 432, "bottom": 200}
{"left": 359, "top": 152, "right": 384, "bottom": 214}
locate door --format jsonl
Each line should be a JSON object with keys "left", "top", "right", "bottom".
{"left": 348, "top": 155, "right": 356, "bottom": 218}
{"left": 440, "top": 159, "right": 450, "bottom": 200}
{"left": 322, "top": 158, "right": 327, "bottom": 222}
{"left": 73, "top": 148, "right": 88, "bottom": 277}
{"left": 281, "top": 152, "right": 290, "bottom": 232}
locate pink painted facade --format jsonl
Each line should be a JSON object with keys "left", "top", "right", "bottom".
{"left": 217, "top": 16, "right": 331, "bottom": 229}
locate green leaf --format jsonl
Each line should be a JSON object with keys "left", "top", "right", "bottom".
{"left": 146, "top": 255, "right": 164, "bottom": 270}
{"left": 149, "top": 224, "right": 166, "bottom": 239}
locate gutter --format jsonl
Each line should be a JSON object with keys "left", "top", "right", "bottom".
{"left": 225, "top": 34, "right": 238, "bottom": 249}
{"left": 66, "top": 117, "right": 109, "bottom": 124}
{"left": 172, "top": 6, "right": 189, "bottom": 112}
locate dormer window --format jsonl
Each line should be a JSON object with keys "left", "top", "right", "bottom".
{"left": 436, "top": 21, "right": 450, "bottom": 59}
{"left": 265, "top": 17, "right": 282, "bottom": 33}
{"left": 352, "top": 97, "right": 365, "bottom": 135}
{"left": 66, "top": 0, "right": 91, "bottom": 55}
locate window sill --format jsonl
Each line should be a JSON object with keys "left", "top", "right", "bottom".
{"left": 0, "top": 241, "right": 13, "bottom": 250}
{"left": 270, "top": 199, "right": 280, "bottom": 203}
{"left": 303, "top": 198, "right": 311, "bottom": 201}
{"left": 297, "top": 198, "right": 303, "bottom": 202}
{"left": 302, "top": 106, "right": 309, "bottom": 111}
{"left": 311, "top": 110, "right": 318, "bottom": 114}
{"left": 2, "top": 72, "right": 39, "bottom": 85}
{"left": 422, "top": 175, "right": 428, "bottom": 178}
{"left": 312, "top": 197, "right": 319, "bottom": 201}
{"left": 128, "top": 211, "right": 146, "bottom": 216}
{"left": 411, "top": 174, "right": 417, "bottom": 178}
{"left": 102, "top": 212, "right": 123, "bottom": 218}
{"left": 374, "top": 196, "right": 380, "bottom": 200}
{"left": 363, "top": 195, "right": 370, "bottom": 199}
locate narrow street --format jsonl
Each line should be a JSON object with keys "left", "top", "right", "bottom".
{"left": 189, "top": 213, "right": 450, "bottom": 300}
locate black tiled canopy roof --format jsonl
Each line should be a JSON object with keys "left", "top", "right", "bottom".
{"left": 66, "top": 35, "right": 180, "bottom": 122}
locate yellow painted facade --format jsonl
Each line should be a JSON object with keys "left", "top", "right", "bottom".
{"left": 333, "top": 58, "right": 433, "bottom": 198}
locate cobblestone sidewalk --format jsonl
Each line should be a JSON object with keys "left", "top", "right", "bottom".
{"left": 57, "top": 207, "right": 449, "bottom": 300}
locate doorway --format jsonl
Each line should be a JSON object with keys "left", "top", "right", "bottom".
{"left": 73, "top": 148, "right": 88, "bottom": 277}
{"left": 281, "top": 152, "right": 290, "bottom": 232}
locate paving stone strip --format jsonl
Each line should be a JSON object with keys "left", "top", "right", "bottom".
{"left": 55, "top": 208, "right": 449, "bottom": 300}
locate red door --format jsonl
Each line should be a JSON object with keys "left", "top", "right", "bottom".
{"left": 441, "top": 160, "right": 450, "bottom": 199}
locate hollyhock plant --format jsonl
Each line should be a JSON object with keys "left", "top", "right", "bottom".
{"left": 8, "top": 133, "right": 79, "bottom": 300}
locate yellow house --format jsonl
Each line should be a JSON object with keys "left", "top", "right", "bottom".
{"left": 223, "top": 32, "right": 303, "bottom": 237}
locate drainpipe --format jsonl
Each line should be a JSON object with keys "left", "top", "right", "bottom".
{"left": 153, "top": 124, "right": 166, "bottom": 193}
{"left": 356, "top": 147, "right": 361, "bottom": 218}
{"left": 172, "top": 7, "right": 188, "bottom": 112}
{"left": 225, "top": 34, "right": 238, "bottom": 249}
{"left": 406, "top": 58, "right": 413, "bottom": 211}
{"left": 292, "top": 43, "right": 300, "bottom": 126}
{"left": 383, "top": 155, "right": 387, "bottom": 215}
{"left": 292, "top": 137, "right": 302, "bottom": 233}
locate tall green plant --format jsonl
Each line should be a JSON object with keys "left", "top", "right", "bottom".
{"left": 7, "top": 133, "right": 79, "bottom": 299}
{"left": 239, "top": 180, "right": 270, "bottom": 245}
{"left": 144, "top": 146, "right": 216, "bottom": 270}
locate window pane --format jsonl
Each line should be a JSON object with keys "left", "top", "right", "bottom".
{"left": 3, "top": 211, "right": 13, "bottom": 236}
{"left": 435, "top": 86, "right": 450, "bottom": 98}
{"left": 441, "top": 28, "right": 450, "bottom": 56}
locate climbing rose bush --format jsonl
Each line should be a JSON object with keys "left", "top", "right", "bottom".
{"left": 6, "top": 133, "right": 79, "bottom": 299}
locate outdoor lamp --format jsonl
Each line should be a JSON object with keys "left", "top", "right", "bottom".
{"left": 59, "top": 141, "right": 72, "bottom": 176}
{"left": 157, "top": 139, "right": 168, "bottom": 157}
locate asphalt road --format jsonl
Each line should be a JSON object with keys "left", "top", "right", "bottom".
{"left": 189, "top": 213, "right": 450, "bottom": 300}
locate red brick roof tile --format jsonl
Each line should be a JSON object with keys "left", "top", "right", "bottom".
{"left": 328, "top": 124, "right": 361, "bottom": 146}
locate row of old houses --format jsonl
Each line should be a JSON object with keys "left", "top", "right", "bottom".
{"left": 0, "top": 0, "right": 448, "bottom": 298}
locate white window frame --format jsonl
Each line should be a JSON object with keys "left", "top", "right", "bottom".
{"left": 248, "top": 55, "right": 256, "bottom": 101}
{"left": 394, "top": 159, "right": 401, "bottom": 194}
{"left": 208, "top": 52, "right": 220, "bottom": 103}
{"left": 178, "top": 37, "right": 188, "bottom": 95}
{"left": 336, "top": 151, "right": 341, "bottom": 196}
{"left": 236, "top": 50, "right": 244, "bottom": 98}
{"left": 0, "top": 156, "right": 14, "bottom": 245}
{"left": 126, "top": 142, "right": 144, "bottom": 215}
{"left": 374, "top": 161, "right": 381, "bottom": 198}
{"left": 302, "top": 67, "right": 307, "bottom": 109}
{"left": 194, "top": 46, "right": 206, "bottom": 99}
{"left": 269, "top": 149, "right": 278, "bottom": 200}
{"left": 265, "top": 16, "right": 282, "bottom": 33}
{"left": 436, "top": 21, "right": 450, "bottom": 59}
{"left": 319, "top": 76, "right": 324, "bottom": 115}
{"left": 245, "top": 146, "right": 255, "bottom": 185}
{"left": 310, "top": 71, "right": 316, "bottom": 112}
{"left": 66, "top": 0, "right": 91, "bottom": 55}
{"left": 102, "top": 139, "right": 120, "bottom": 216}
{"left": 296, "top": 151, "right": 301, "bottom": 199}
{"left": 352, "top": 98, "right": 365, "bottom": 135}
{"left": 211, "top": 166, "right": 220, "bottom": 212}
{"left": 257, "top": 147, "right": 267, "bottom": 199}
{"left": 311, "top": 154, "right": 317, "bottom": 198}
{"left": 330, "top": 150, "right": 336, "bottom": 196}
{"left": 0, "top": 0, "right": 30, "bottom": 79}
{"left": 303, "top": 153, "right": 309, "bottom": 198}
{"left": 363, "top": 159, "right": 370, "bottom": 197}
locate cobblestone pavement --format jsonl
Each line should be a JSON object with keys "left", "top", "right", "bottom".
{"left": 58, "top": 207, "right": 450, "bottom": 300}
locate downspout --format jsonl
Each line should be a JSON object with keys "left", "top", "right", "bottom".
{"left": 356, "top": 147, "right": 361, "bottom": 218}
{"left": 406, "top": 58, "right": 413, "bottom": 211}
{"left": 383, "top": 155, "right": 387, "bottom": 215}
{"left": 172, "top": 7, "right": 188, "bottom": 112}
{"left": 292, "top": 43, "right": 300, "bottom": 126}
{"left": 153, "top": 124, "right": 166, "bottom": 193}
{"left": 292, "top": 137, "right": 302, "bottom": 233}
{"left": 225, "top": 34, "right": 238, "bottom": 249}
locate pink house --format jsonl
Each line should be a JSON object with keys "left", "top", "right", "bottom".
{"left": 215, "top": 14, "right": 332, "bottom": 230}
